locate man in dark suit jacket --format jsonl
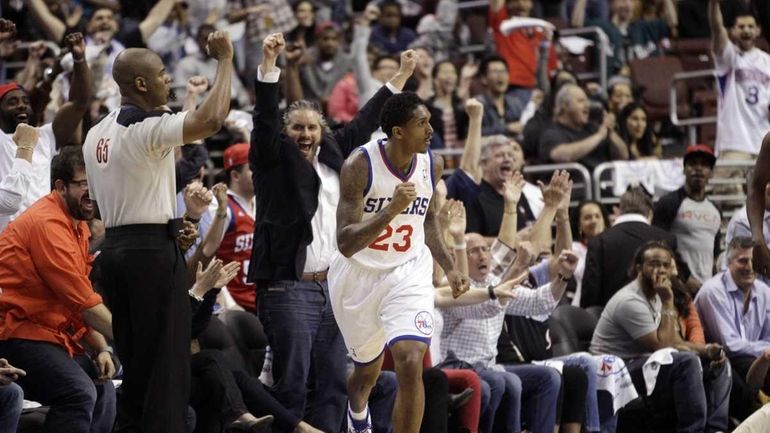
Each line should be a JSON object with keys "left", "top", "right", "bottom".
{"left": 580, "top": 187, "right": 693, "bottom": 308}
{"left": 247, "top": 33, "right": 417, "bottom": 431}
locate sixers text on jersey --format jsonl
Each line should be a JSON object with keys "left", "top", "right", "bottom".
{"left": 363, "top": 196, "right": 430, "bottom": 216}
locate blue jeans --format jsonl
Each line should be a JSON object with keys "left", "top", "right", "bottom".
{"left": 502, "top": 364, "right": 561, "bottom": 433}
{"left": 553, "top": 353, "right": 601, "bottom": 431}
{"left": 370, "top": 371, "right": 398, "bottom": 433}
{"left": 477, "top": 369, "right": 520, "bottom": 433}
{"left": 0, "top": 339, "right": 116, "bottom": 433}
{"left": 258, "top": 280, "right": 347, "bottom": 433}
{"left": 626, "top": 351, "right": 731, "bottom": 433}
{"left": 0, "top": 382, "right": 22, "bottom": 432}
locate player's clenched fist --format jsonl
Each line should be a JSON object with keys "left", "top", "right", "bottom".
{"left": 263, "top": 33, "right": 286, "bottom": 61}
{"left": 389, "top": 182, "right": 417, "bottom": 214}
{"left": 13, "top": 124, "right": 38, "bottom": 150}
{"left": 206, "top": 31, "right": 233, "bottom": 61}
{"left": 447, "top": 270, "right": 470, "bottom": 298}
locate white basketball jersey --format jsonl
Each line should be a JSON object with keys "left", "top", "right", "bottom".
{"left": 714, "top": 42, "right": 770, "bottom": 155}
{"left": 350, "top": 139, "right": 435, "bottom": 270}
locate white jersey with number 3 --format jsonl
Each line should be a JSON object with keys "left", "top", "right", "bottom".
{"left": 350, "top": 139, "right": 435, "bottom": 270}
{"left": 714, "top": 42, "right": 770, "bottom": 155}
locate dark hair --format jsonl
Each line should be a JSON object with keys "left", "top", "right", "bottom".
{"left": 380, "top": 0, "right": 401, "bottom": 13}
{"left": 293, "top": 0, "right": 315, "bottom": 13}
{"left": 727, "top": 4, "right": 758, "bottom": 28}
{"left": 629, "top": 240, "right": 675, "bottom": 279}
{"left": 479, "top": 55, "right": 508, "bottom": 77}
{"left": 196, "top": 24, "right": 216, "bottom": 40}
{"left": 380, "top": 92, "right": 426, "bottom": 138}
{"left": 570, "top": 200, "right": 609, "bottom": 241}
{"left": 51, "top": 145, "right": 86, "bottom": 189}
{"left": 283, "top": 99, "right": 330, "bottom": 133}
{"left": 618, "top": 102, "right": 657, "bottom": 158}
{"left": 432, "top": 60, "right": 457, "bottom": 80}
{"left": 619, "top": 186, "right": 653, "bottom": 216}
{"left": 671, "top": 272, "right": 692, "bottom": 321}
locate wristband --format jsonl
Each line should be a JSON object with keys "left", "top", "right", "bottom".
{"left": 73, "top": 57, "right": 86, "bottom": 64}
{"left": 216, "top": 210, "right": 227, "bottom": 219}
{"left": 100, "top": 346, "right": 114, "bottom": 355}
{"left": 453, "top": 241, "right": 467, "bottom": 250}
{"left": 188, "top": 288, "right": 204, "bottom": 301}
{"left": 488, "top": 284, "right": 497, "bottom": 300}
{"left": 184, "top": 213, "right": 201, "bottom": 224}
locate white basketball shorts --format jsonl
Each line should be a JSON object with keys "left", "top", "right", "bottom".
{"left": 328, "top": 245, "right": 435, "bottom": 364}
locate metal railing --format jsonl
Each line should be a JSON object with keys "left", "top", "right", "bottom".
{"left": 669, "top": 69, "right": 718, "bottom": 146}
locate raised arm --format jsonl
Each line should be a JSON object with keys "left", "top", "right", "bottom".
{"left": 458, "top": 98, "right": 483, "bottom": 181}
{"left": 750, "top": 134, "right": 770, "bottom": 277}
{"left": 554, "top": 177, "right": 574, "bottom": 254}
{"left": 489, "top": 0, "right": 504, "bottom": 14}
{"left": 53, "top": 33, "right": 91, "bottom": 149}
{"left": 182, "top": 31, "right": 233, "bottom": 144}
{"left": 0, "top": 125, "right": 37, "bottom": 215}
{"left": 571, "top": 0, "right": 588, "bottom": 28}
{"left": 529, "top": 170, "right": 571, "bottom": 252}
{"left": 424, "top": 156, "right": 470, "bottom": 298}
{"left": 336, "top": 151, "right": 417, "bottom": 257}
{"left": 708, "top": 0, "right": 729, "bottom": 56}
{"left": 334, "top": 49, "right": 417, "bottom": 157}
{"left": 660, "top": 0, "right": 678, "bottom": 37}
{"left": 498, "top": 172, "right": 524, "bottom": 248}
{"left": 249, "top": 33, "right": 285, "bottom": 167}
{"left": 283, "top": 41, "right": 305, "bottom": 104}
{"left": 24, "top": 0, "right": 66, "bottom": 43}
{"left": 139, "top": 0, "right": 177, "bottom": 43}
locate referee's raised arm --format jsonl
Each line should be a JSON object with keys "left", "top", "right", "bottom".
{"left": 181, "top": 31, "right": 233, "bottom": 144}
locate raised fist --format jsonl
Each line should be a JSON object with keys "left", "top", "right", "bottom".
{"left": 186, "top": 76, "right": 208, "bottom": 95}
{"left": 0, "top": 19, "right": 16, "bottom": 43}
{"left": 464, "top": 97, "right": 483, "bottom": 118}
{"left": 262, "top": 33, "right": 285, "bottom": 62}
{"left": 13, "top": 124, "right": 38, "bottom": 149}
{"left": 398, "top": 49, "right": 418, "bottom": 77}
{"left": 64, "top": 32, "right": 86, "bottom": 60}
{"left": 206, "top": 31, "right": 234, "bottom": 61}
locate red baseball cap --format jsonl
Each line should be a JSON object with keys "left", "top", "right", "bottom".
{"left": 223, "top": 143, "right": 249, "bottom": 170}
{"left": 0, "top": 82, "right": 25, "bottom": 102}
{"left": 684, "top": 144, "right": 716, "bottom": 167}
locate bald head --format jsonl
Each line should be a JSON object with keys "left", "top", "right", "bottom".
{"left": 113, "top": 48, "right": 172, "bottom": 109}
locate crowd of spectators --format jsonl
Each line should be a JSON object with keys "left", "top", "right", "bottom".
{"left": 0, "top": 0, "right": 770, "bottom": 432}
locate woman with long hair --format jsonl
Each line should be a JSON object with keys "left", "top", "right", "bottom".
{"left": 617, "top": 102, "right": 662, "bottom": 160}
{"left": 568, "top": 200, "right": 609, "bottom": 305}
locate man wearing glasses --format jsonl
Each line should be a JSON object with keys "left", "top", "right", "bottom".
{"left": 0, "top": 146, "right": 117, "bottom": 433}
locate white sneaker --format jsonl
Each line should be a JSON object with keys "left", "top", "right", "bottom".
{"left": 346, "top": 406, "right": 372, "bottom": 433}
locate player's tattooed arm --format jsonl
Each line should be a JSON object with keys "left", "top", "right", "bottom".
{"left": 424, "top": 156, "right": 456, "bottom": 272}
{"left": 337, "top": 151, "right": 408, "bottom": 257}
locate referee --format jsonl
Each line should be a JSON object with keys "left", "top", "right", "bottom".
{"left": 83, "top": 32, "right": 234, "bottom": 432}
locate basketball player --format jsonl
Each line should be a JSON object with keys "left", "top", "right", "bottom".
{"left": 330, "top": 92, "right": 470, "bottom": 433}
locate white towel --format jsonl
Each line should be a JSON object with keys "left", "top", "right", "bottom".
{"left": 594, "top": 354, "right": 638, "bottom": 414}
{"left": 642, "top": 348, "right": 680, "bottom": 396}
{"left": 532, "top": 359, "right": 564, "bottom": 374}
{"left": 610, "top": 159, "right": 685, "bottom": 198}
{"left": 499, "top": 17, "right": 555, "bottom": 36}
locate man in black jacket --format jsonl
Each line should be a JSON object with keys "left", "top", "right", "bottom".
{"left": 581, "top": 187, "right": 693, "bottom": 308}
{"left": 248, "top": 32, "right": 417, "bottom": 431}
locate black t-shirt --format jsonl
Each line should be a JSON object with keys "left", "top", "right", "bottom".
{"left": 466, "top": 180, "right": 535, "bottom": 237}
{"left": 538, "top": 122, "right": 610, "bottom": 172}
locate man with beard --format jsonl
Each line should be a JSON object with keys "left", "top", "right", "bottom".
{"left": 0, "top": 145, "right": 117, "bottom": 433}
{"left": 653, "top": 145, "right": 721, "bottom": 285}
{"left": 83, "top": 31, "right": 234, "bottom": 432}
{"left": 591, "top": 241, "right": 731, "bottom": 433}
{"left": 0, "top": 32, "right": 91, "bottom": 232}
{"left": 249, "top": 33, "right": 416, "bottom": 432}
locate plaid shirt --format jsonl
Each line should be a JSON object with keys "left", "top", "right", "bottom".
{"left": 440, "top": 272, "right": 558, "bottom": 371}
{"left": 227, "top": 0, "right": 297, "bottom": 43}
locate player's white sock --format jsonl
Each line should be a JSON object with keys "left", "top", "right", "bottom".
{"left": 348, "top": 402, "right": 368, "bottom": 421}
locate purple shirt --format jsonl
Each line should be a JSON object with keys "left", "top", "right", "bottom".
{"left": 695, "top": 271, "right": 770, "bottom": 358}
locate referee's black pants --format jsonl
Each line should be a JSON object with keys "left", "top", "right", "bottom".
{"left": 99, "top": 223, "right": 191, "bottom": 433}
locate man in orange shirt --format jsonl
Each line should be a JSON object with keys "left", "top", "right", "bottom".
{"left": 489, "top": 0, "right": 559, "bottom": 106}
{"left": 0, "top": 146, "right": 116, "bottom": 433}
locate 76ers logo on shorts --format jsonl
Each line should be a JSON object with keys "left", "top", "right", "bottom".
{"left": 414, "top": 311, "right": 434, "bottom": 335}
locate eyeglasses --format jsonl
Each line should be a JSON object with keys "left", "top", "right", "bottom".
{"left": 69, "top": 179, "right": 89, "bottom": 189}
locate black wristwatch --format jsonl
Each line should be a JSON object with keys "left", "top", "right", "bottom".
{"left": 557, "top": 273, "right": 571, "bottom": 282}
{"left": 487, "top": 285, "right": 497, "bottom": 300}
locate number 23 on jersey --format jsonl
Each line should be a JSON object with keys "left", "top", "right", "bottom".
{"left": 368, "top": 224, "right": 414, "bottom": 252}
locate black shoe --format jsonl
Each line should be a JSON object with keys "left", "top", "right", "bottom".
{"left": 226, "top": 415, "right": 274, "bottom": 433}
{"left": 449, "top": 387, "right": 474, "bottom": 410}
